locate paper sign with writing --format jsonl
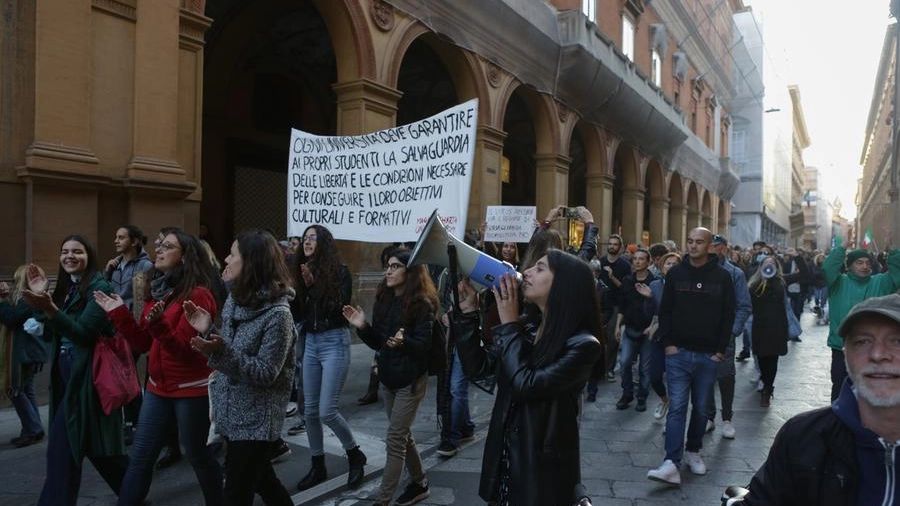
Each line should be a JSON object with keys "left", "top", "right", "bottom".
{"left": 484, "top": 206, "right": 536, "bottom": 243}
{"left": 287, "top": 99, "right": 478, "bottom": 242}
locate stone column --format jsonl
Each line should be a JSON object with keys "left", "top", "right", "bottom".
{"left": 25, "top": 0, "right": 98, "bottom": 176}
{"left": 331, "top": 78, "right": 403, "bottom": 303}
{"left": 535, "top": 153, "right": 571, "bottom": 234}
{"left": 127, "top": 0, "right": 185, "bottom": 183}
{"left": 586, "top": 174, "right": 615, "bottom": 243}
{"left": 471, "top": 125, "right": 506, "bottom": 228}
{"left": 669, "top": 203, "right": 687, "bottom": 249}
{"left": 649, "top": 197, "right": 670, "bottom": 244}
{"left": 621, "top": 185, "right": 646, "bottom": 245}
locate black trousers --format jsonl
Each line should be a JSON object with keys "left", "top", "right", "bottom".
{"left": 223, "top": 439, "right": 293, "bottom": 506}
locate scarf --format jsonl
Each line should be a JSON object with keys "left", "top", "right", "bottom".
{"left": 149, "top": 272, "right": 175, "bottom": 301}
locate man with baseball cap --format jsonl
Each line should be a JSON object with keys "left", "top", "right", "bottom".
{"left": 704, "top": 234, "right": 752, "bottom": 439}
{"left": 735, "top": 294, "right": 900, "bottom": 505}
{"left": 821, "top": 239, "right": 900, "bottom": 400}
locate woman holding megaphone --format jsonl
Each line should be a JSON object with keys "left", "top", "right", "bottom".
{"left": 453, "top": 249, "right": 603, "bottom": 506}
{"left": 747, "top": 256, "right": 789, "bottom": 407}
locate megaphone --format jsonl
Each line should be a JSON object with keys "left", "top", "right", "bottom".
{"left": 760, "top": 262, "right": 777, "bottom": 279}
{"left": 409, "top": 209, "right": 521, "bottom": 289}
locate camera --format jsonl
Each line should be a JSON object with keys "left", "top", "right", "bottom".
{"left": 563, "top": 207, "right": 579, "bottom": 219}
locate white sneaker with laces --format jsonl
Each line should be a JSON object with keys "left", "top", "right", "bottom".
{"left": 653, "top": 399, "right": 669, "bottom": 420}
{"left": 705, "top": 419, "right": 715, "bottom": 433}
{"left": 722, "top": 420, "right": 736, "bottom": 439}
{"left": 683, "top": 451, "right": 707, "bottom": 475}
{"left": 647, "top": 459, "right": 681, "bottom": 485}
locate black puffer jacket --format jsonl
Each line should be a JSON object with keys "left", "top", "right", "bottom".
{"left": 455, "top": 313, "right": 602, "bottom": 506}
{"left": 356, "top": 292, "right": 434, "bottom": 390}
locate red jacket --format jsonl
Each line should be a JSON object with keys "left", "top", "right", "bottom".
{"left": 108, "top": 286, "right": 216, "bottom": 398}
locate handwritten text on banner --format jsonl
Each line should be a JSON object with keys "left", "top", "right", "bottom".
{"left": 484, "top": 206, "right": 536, "bottom": 243}
{"left": 287, "top": 99, "right": 478, "bottom": 242}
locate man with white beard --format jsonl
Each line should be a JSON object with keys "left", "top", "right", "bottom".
{"left": 735, "top": 293, "right": 900, "bottom": 505}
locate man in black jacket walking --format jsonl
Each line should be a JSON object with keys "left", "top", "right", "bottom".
{"left": 736, "top": 293, "right": 900, "bottom": 505}
{"left": 647, "top": 227, "right": 736, "bottom": 486}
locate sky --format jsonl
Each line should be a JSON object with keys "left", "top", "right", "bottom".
{"left": 745, "top": 0, "right": 894, "bottom": 220}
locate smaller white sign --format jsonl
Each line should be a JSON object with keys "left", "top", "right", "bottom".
{"left": 484, "top": 206, "right": 536, "bottom": 243}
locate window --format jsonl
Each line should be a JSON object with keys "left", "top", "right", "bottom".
{"left": 582, "top": 0, "right": 596, "bottom": 23}
{"left": 731, "top": 129, "right": 746, "bottom": 164}
{"left": 651, "top": 49, "right": 662, "bottom": 86}
{"left": 622, "top": 16, "right": 635, "bottom": 60}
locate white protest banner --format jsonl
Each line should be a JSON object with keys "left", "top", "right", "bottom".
{"left": 483, "top": 206, "right": 536, "bottom": 243}
{"left": 287, "top": 99, "right": 478, "bottom": 242}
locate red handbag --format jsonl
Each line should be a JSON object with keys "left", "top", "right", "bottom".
{"left": 92, "top": 332, "right": 141, "bottom": 415}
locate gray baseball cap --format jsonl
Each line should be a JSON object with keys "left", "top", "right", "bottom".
{"left": 838, "top": 293, "right": 900, "bottom": 338}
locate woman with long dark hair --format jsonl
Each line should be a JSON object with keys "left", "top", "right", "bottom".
{"left": 454, "top": 249, "right": 603, "bottom": 506}
{"left": 747, "top": 256, "right": 790, "bottom": 407}
{"left": 23, "top": 235, "right": 127, "bottom": 505}
{"left": 183, "top": 230, "right": 297, "bottom": 506}
{"left": 292, "top": 225, "right": 366, "bottom": 491}
{"left": 94, "top": 228, "right": 223, "bottom": 506}
{"left": 342, "top": 248, "right": 438, "bottom": 506}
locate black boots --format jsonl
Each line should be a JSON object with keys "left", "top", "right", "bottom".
{"left": 297, "top": 454, "right": 327, "bottom": 491}
{"left": 347, "top": 446, "right": 367, "bottom": 489}
{"left": 760, "top": 389, "right": 773, "bottom": 408}
{"left": 358, "top": 367, "right": 379, "bottom": 405}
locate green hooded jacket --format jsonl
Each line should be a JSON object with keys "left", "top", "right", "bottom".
{"left": 41, "top": 272, "right": 125, "bottom": 460}
{"left": 822, "top": 246, "right": 900, "bottom": 350}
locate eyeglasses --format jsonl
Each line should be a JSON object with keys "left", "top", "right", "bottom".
{"left": 155, "top": 241, "right": 181, "bottom": 252}
{"left": 385, "top": 262, "right": 406, "bottom": 272}
{"left": 303, "top": 234, "right": 317, "bottom": 243}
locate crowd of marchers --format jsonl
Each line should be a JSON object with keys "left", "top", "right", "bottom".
{"left": 1, "top": 205, "right": 899, "bottom": 506}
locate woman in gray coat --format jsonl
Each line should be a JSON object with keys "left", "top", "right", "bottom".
{"left": 185, "top": 230, "right": 296, "bottom": 506}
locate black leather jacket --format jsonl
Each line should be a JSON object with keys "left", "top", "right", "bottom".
{"left": 743, "top": 406, "right": 856, "bottom": 506}
{"left": 454, "top": 313, "right": 602, "bottom": 506}
{"left": 292, "top": 264, "right": 351, "bottom": 333}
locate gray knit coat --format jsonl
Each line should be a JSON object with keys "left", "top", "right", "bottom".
{"left": 208, "top": 293, "right": 296, "bottom": 442}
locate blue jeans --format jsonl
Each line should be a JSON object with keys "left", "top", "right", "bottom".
{"left": 741, "top": 316, "right": 752, "bottom": 354}
{"left": 663, "top": 348, "right": 719, "bottom": 464}
{"left": 618, "top": 327, "right": 653, "bottom": 401}
{"left": 449, "top": 350, "right": 475, "bottom": 443}
{"left": 648, "top": 342, "right": 666, "bottom": 399}
{"left": 303, "top": 326, "right": 357, "bottom": 455}
{"left": 11, "top": 362, "right": 44, "bottom": 437}
{"left": 117, "top": 390, "right": 222, "bottom": 506}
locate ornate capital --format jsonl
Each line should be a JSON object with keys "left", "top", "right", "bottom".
{"left": 487, "top": 62, "right": 502, "bottom": 88}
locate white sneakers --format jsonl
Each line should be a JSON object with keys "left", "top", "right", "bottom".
{"left": 705, "top": 420, "right": 716, "bottom": 433}
{"left": 647, "top": 459, "right": 681, "bottom": 485}
{"left": 654, "top": 399, "right": 669, "bottom": 420}
{"left": 721, "top": 420, "right": 736, "bottom": 439}
{"left": 648, "top": 452, "right": 708, "bottom": 486}
{"left": 683, "top": 451, "right": 707, "bottom": 475}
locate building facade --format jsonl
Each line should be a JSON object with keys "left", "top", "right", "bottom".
{"left": 1, "top": 0, "right": 745, "bottom": 285}
{"left": 858, "top": 22, "right": 900, "bottom": 252}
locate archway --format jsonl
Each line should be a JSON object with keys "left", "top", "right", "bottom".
{"left": 201, "top": 0, "right": 339, "bottom": 258}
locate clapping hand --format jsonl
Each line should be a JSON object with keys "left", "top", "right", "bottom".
{"left": 635, "top": 283, "right": 652, "bottom": 298}
{"left": 182, "top": 300, "right": 212, "bottom": 334}
{"left": 93, "top": 291, "right": 125, "bottom": 312}
{"left": 386, "top": 328, "right": 405, "bottom": 348}
{"left": 145, "top": 300, "right": 166, "bottom": 324}
{"left": 25, "top": 264, "right": 49, "bottom": 293}
{"left": 342, "top": 305, "right": 367, "bottom": 330}
{"left": 300, "top": 264, "right": 315, "bottom": 287}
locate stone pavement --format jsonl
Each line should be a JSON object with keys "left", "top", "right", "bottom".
{"left": 0, "top": 309, "right": 832, "bottom": 505}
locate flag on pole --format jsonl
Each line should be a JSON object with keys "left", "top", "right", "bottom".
{"left": 862, "top": 227, "right": 874, "bottom": 250}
